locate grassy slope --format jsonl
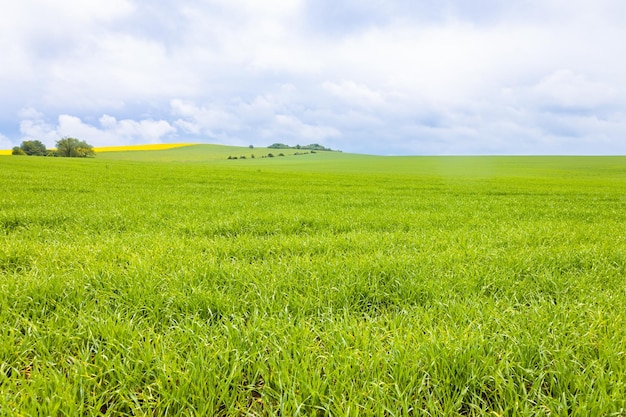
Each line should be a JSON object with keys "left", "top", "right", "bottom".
{"left": 1, "top": 151, "right": 626, "bottom": 415}
{"left": 95, "top": 143, "right": 626, "bottom": 172}
{"left": 95, "top": 144, "right": 326, "bottom": 163}
{"left": 96, "top": 143, "right": 624, "bottom": 176}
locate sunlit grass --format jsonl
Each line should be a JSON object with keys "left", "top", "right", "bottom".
{"left": 1, "top": 154, "right": 625, "bottom": 415}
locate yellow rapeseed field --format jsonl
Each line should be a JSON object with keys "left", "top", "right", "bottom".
{"left": 0, "top": 143, "right": 196, "bottom": 155}
{"left": 94, "top": 143, "right": 197, "bottom": 152}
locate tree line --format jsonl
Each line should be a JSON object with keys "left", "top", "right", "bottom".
{"left": 267, "top": 143, "right": 335, "bottom": 151}
{"left": 12, "top": 138, "right": 95, "bottom": 158}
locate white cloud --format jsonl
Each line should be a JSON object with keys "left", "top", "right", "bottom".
{"left": 268, "top": 114, "right": 341, "bottom": 142}
{"left": 0, "top": 1, "right": 135, "bottom": 104}
{"left": 170, "top": 92, "right": 341, "bottom": 146}
{"left": 531, "top": 70, "right": 617, "bottom": 110}
{"left": 323, "top": 81, "right": 386, "bottom": 108}
{"left": 171, "top": 99, "right": 242, "bottom": 141}
{"left": 0, "top": 133, "right": 12, "bottom": 151}
{"left": 19, "top": 118, "right": 59, "bottom": 144}
{"left": 2, "top": 1, "right": 626, "bottom": 154}
{"left": 18, "top": 112, "right": 176, "bottom": 147}
{"left": 94, "top": 116, "right": 177, "bottom": 143}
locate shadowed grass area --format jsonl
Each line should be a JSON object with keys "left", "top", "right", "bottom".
{"left": 1, "top": 153, "right": 625, "bottom": 415}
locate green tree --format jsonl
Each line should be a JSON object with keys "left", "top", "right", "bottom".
{"left": 56, "top": 137, "right": 95, "bottom": 158}
{"left": 16, "top": 140, "right": 47, "bottom": 156}
{"left": 12, "top": 146, "right": 26, "bottom": 155}
{"left": 268, "top": 143, "right": 290, "bottom": 149}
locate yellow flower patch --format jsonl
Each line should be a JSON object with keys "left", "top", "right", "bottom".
{"left": 94, "top": 143, "right": 197, "bottom": 153}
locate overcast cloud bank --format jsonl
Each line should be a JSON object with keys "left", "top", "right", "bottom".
{"left": 2, "top": 0, "right": 625, "bottom": 154}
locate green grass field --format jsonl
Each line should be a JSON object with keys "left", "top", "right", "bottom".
{"left": 1, "top": 146, "right": 626, "bottom": 415}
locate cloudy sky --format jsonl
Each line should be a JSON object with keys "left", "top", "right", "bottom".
{"left": 1, "top": 0, "right": 625, "bottom": 155}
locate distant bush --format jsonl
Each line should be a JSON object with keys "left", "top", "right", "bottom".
{"left": 56, "top": 137, "right": 95, "bottom": 158}
{"left": 268, "top": 153, "right": 274, "bottom": 158}
{"left": 306, "top": 143, "right": 328, "bottom": 151}
{"left": 267, "top": 143, "right": 334, "bottom": 151}
{"left": 13, "top": 140, "right": 48, "bottom": 156}
{"left": 278, "top": 153, "right": 285, "bottom": 157}
{"left": 268, "top": 143, "right": 290, "bottom": 149}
